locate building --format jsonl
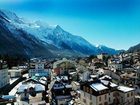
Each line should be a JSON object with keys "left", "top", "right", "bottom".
{"left": 51, "top": 76, "right": 72, "bottom": 105}
{"left": 52, "top": 58, "right": 76, "bottom": 76}
{"left": 117, "top": 86, "right": 135, "bottom": 105}
{"left": 79, "top": 70, "right": 91, "bottom": 82}
{"left": 77, "top": 65, "right": 91, "bottom": 82}
{"left": 80, "top": 78, "right": 135, "bottom": 105}
{"left": 29, "top": 62, "right": 50, "bottom": 77}
{"left": 97, "top": 53, "right": 108, "bottom": 60}
{"left": 80, "top": 80, "right": 118, "bottom": 105}
{"left": 8, "top": 69, "right": 23, "bottom": 78}
{"left": 108, "top": 63, "right": 123, "bottom": 71}
{"left": 0, "top": 60, "right": 9, "bottom": 89}
{"left": 17, "top": 78, "right": 46, "bottom": 104}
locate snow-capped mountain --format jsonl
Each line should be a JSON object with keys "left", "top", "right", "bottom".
{"left": 0, "top": 9, "right": 119, "bottom": 57}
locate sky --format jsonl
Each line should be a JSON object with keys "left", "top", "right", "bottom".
{"left": 0, "top": 0, "right": 140, "bottom": 50}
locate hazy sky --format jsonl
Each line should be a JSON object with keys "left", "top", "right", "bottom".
{"left": 0, "top": 0, "right": 140, "bottom": 50}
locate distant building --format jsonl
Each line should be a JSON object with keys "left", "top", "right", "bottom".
{"left": 79, "top": 70, "right": 90, "bottom": 82}
{"left": 0, "top": 60, "right": 9, "bottom": 89}
{"left": 52, "top": 58, "right": 76, "bottom": 76}
{"left": 108, "top": 59, "right": 123, "bottom": 70}
{"left": 108, "top": 63, "right": 123, "bottom": 70}
{"left": 8, "top": 68, "right": 23, "bottom": 78}
{"left": 29, "top": 62, "right": 50, "bottom": 77}
{"left": 97, "top": 53, "right": 108, "bottom": 60}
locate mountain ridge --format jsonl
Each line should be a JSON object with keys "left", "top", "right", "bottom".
{"left": 0, "top": 9, "right": 120, "bottom": 58}
{"left": 128, "top": 43, "right": 140, "bottom": 52}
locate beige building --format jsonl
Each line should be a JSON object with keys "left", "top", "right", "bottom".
{"left": 108, "top": 63, "right": 123, "bottom": 70}
{"left": 117, "top": 86, "right": 135, "bottom": 105}
{"left": 80, "top": 79, "right": 135, "bottom": 105}
{"left": 80, "top": 80, "right": 118, "bottom": 105}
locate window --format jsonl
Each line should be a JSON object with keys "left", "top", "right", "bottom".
{"left": 113, "top": 92, "right": 116, "bottom": 97}
{"left": 83, "top": 86, "right": 86, "bottom": 91}
{"left": 127, "top": 93, "right": 129, "bottom": 97}
{"left": 83, "top": 99, "right": 86, "bottom": 103}
{"left": 99, "top": 96, "right": 101, "bottom": 101}
{"left": 87, "top": 87, "right": 90, "bottom": 93}
{"left": 90, "top": 88, "right": 92, "bottom": 94}
{"left": 104, "top": 102, "right": 108, "bottom": 105}
{"left": 90, "top": 94, "right": 92, "bottom": 100}
{"left": 84, "top": 92, "right": 85, "bottom": 97}
{"left": 90, "top": 102, "right": 93, "bottom": 105}
{"left": 131, "top": 99, "right": 133, "bottom": 103}
{"left": 109, "top": 97, "right": 110, "bottom": 102}
{"left": 113, "top": 99, "right": 116, "bottom": 103}
{"left": 131, "top": 92, "right": 133, "bottom": 96}
{"left": 105, "top": 95, "right": 107, "bottom": 100}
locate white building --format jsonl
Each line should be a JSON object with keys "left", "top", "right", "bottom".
{"left": 29, "top": 62, "right": 50, "bottom": 77}
{"left": 77, "top": 65, "right": 91, "bottom": 82}
{"left": 8, "top": 69, "right": 22, "bottom": 78}
{"left": 79, "top": 70, "right": 90, "bottom": 82}
{"left": 97, "top": 53, "right": 108, "bottom": 60}
{"left": 17, "top": 79, "right": 46, "bottom": 104}
{"left": 0, "top": 60, "right": 9, "bottom": 89}
{"left": 108, "top": 63, "right": 123, "bottom": 70}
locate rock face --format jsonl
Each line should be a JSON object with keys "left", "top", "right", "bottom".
{"left": 0, "top": 9, "right": 119, "bottom": 58}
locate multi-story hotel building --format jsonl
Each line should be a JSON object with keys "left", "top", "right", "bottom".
{"left": 80, "top": 79, "right": 135, "bottom": 105}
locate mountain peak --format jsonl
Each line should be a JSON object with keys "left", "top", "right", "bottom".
{"left": 0, "top": 9, "right": 17, "bottom": 19}
{"left": 55, "top": 25, "right": 62, "bottom": 30}
{"left": 0, "top": 9, "right": 23, "bottom": 23}
{"left": 53, "top": 25, "right": 64, "bottom": 33}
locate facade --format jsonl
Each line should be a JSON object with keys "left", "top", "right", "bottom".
{"left": 51, "top": 76, "right": 72, "bottom": 105}
{"left": 80, "top": 79, "right": 135, "bottom": 105}
{"left": 17, "top": 80, "right": 46, "bottom": 104}
{"left": 8, "top": 69, "right": 22, "bottom": 78}
{"left": 108, "top": 58, "right": 123, "bottom": 70}
{"left": 29, "top": 62, "right": 50, "bottom": 77}
{"left": 97, "top": 53, "right": 108, "bottom": 60}
{"left": 52, "top": 58, "right": 76, "bottom": 76}
{"left": 79, "top": 70, "right": 91, "bottom": 82}
{"left": 117, "top": 86, "right": 135, "bottom": 105}
{"left": 80, "top": 80, "right": 118, "bottom": 105}
{"left": 108, "top": 63, "right": 123, "bottom": 70}
{"left": 0, "top": 60, "right": 9, "bottom": 89}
